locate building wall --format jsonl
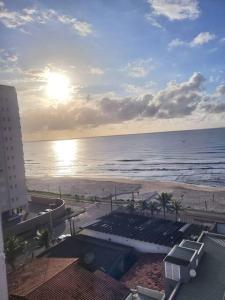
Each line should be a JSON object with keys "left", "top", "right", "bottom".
{"left": 0, "top": 85, "right": 27, "bottom": 214}
{"left": 4, "top": 197, "right": 66, "bottom": 236}
{"left": 81, "top": 229, "right": 171, "bottom": 253}
{"left": 0, "top": 214, "right": 8, "bottom": 300}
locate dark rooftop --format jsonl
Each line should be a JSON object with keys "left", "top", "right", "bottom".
{"left": 164, "top": 245, "right": 195, "bottom": 266}
{"left": 9, "top": 258, "right": 130, "bottom": 300}
{"left": 180, "top": 240, "right": 203, "bottom": 251}
{"left": 86, "top": 213, "right": 202, "bottom": 247}
{"left": 43, "top": 234, "right": 135, "bottom": 276}
{"left": 174, "top": 232, "right": 225, "bottom": 300}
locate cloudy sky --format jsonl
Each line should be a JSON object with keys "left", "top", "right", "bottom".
{"left": 0, "top": 0, "right": 225, "bottom": 141}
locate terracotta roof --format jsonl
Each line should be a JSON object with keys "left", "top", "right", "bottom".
{"left": 9, "top": 258, "right": 130, "bottom": 300}
{"left": 8, "top": 257, "right": 77, "bottom": 297}
{"left": 120, "top": 254, "right": 165, "bottom": 292}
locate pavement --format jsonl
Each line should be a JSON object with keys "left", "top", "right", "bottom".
{"left": 53, "top": 201, "right": 119, "bottom": 237}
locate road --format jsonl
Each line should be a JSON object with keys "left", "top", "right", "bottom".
{"left": 53, "top": 201, "right": 118, "bottom": 237}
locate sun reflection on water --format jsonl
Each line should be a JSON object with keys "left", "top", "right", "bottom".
{"left": 52, "top": 139, "right": 78, "bottom": 176}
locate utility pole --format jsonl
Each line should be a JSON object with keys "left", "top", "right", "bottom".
{"left": 58, "top": 186, "right": 62, "bottom": 200}
{"left": 114, "top": 185, "right": 117, "bottom": 202}
{"left": 110, "top": 193, "right": 113, "bottom": 213}
{"left": 49, "top": 209, "right": 53, "bottom": 237}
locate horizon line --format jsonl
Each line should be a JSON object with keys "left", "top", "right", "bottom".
{"left": 23, "top": 125, "right": 225, "bottom": 143}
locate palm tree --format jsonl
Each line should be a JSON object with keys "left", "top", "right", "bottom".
{"left": 140, "top": 200, "right": 148, "bottom": 215}
{"left": 148, "top": 201, "right": 159, "bottom": 217}
{"left": 36, "top": 229, "right": 50, "bottom": 249}
{"left": 157, "top": 192, "right": 173, "bottom": 219}
{"left": 4, "top": 235, "right": 26, "bottom": 269}
{"left": 127, "top": 199, "right": 135, "bottom": 214}
{"left": 171, "top": 199, "right": 182, "bottom": 221}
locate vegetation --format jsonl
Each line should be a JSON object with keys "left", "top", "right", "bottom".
{"left": 170, "top": 198, "right": 183, "bottom": 221}
{"left": 148, "top": 200, "right": 160, "bottom": 216}
{"left": 36, "top": 229, "right": 51, "bottom": 249}
{"left": 140, "top": 200, "right": 148, "bottom": 215}
{"left": 157, "top": 192, "right": 173, "bottom": 218}
{"left": 4, "top": 235, "right": 26, "bottom": 269}
{"left": 127, "top": 198, "right": 135, "bottom": 214}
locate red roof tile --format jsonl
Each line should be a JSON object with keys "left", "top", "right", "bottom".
{"left": 9, "top": 258, "right": 130, "bottom": 300}
{"left": 9, "top": 258, "right": 77, "bottom": 297}
{"left": 120, "top": 254, "right": 165, "bottom": 292}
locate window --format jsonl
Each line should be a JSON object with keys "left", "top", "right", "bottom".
{"left": 165, "top": 262, "right": 180, "bottom": 281}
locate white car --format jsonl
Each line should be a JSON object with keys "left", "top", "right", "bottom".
{"left": 57, "top": 234, "right": 71, "bottom": 242}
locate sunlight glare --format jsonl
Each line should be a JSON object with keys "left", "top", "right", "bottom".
{"left": 46, "top": 71, "right": 71, "bottom": 101}
{"left": 52, "top": 140, "right": 78, "bottom": 176}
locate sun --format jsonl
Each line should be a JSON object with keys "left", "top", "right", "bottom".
{"left": 45, "top": 71, "right": 71, "bottom": 101}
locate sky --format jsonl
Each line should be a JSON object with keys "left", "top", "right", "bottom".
{"left": 0, "top": 0, "right": 225, "bottom": 141}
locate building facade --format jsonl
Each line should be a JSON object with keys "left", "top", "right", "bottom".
{"left": 0, "top": 85, "right": 28, "bottom": 216}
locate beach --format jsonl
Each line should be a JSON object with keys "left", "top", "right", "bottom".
{"left": 27, "top": 176, "right": 225, "bottom": 212}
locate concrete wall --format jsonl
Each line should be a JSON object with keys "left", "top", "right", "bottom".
{"left": 4, "top": 196, "right": 65, "bottom": 236}
{"left": 81, "top": 229, "right": 171, "bottom": 253}
{"left": 0, "top": 85, "right": 27, "bottom": 213}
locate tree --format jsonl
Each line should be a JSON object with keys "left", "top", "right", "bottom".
{"left": 157, "top": 192, "right": 173, "bottom": 219}
{"left": 171, "top": 198, "right": 182, "bottom": 221}
{"left": 148, "top": 200, "right": 159, "bottom": 217}
{"left": 140, "top": 200, "right": 148, "bottom": 215}
{"left": 127, "top": 199, "right": 135, "bottom": 214}
{"left": 36, "top": 229, "right": 50, "bottom": 249}
{"left": 5, "top": 235, "right": 26, "bottom": 269}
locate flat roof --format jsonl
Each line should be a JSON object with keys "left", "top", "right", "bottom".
{"left": 86, "top": 213, "right": 202, "bottom": 247}
{"left": 174, "top": 232, "right": 225, "bottom": 300}
{"left": 181, "top": 240, "right": 203, "bottom": 251}
{"left": 164, "top": 246, "right": 195, "bottom": 266}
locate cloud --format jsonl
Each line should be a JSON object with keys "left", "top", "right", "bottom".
{"left": 0, "top": 1, "right": 93, "bottom": 36}
{"left": 216, "top": 85, "right": 225, "bottom": 95}
{"left": 169, "top": 32, "right": 216, "bottom": 49}
{"left": 191, "top": 32, "right": 216, "bottom": 46}
{"left": 148, "top": 0, "right": 200, "bottom": 21}
{"left": 145, "top": 14, "right": 164, "bottom": 29}
{"left": 22, "top": 72, "right": 220, "bottom": 134}
{"left": 123, "top": 58, "right": 155, "bottom": 78}
{"left": 0, "top": 48, "right": 18, "bottom": 64}
{"left": 90, "top": 67, "right": 105, "bottom": 75}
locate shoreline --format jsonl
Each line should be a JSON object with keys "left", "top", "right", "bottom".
{"left": 26, "top": 176, "right": 225, "bottom": 212}
{"left": 26, "top": 175, "right": 225, "bottom": 192}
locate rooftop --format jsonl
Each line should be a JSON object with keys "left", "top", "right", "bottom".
{"left": 121, "top": 254, "right": 165, "bottom": 292}
{"left": 8, "top": 257, "right": 77, "bottom": 297}
{"left": 174, "top": 232, "right": 225, "bottom": 300}
{"left": 86, "top": 213, "right": 202, "bottom": 247}
{"left": 43, "top": 234, "right": 135, "bottom": 275}
{"left": 9, "top": 258, "right": 130, "bottom": 300}
{"left": 180, "top": 240, "right": 203, "bottom": 251}
{"left": 164, "top": 245, "right": 195, "bottom": 266}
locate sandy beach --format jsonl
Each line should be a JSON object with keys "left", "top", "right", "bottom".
{"left": 27, "top": 176, "right": 225, "bottom": 212}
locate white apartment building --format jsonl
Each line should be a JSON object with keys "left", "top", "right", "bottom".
{"left": 0, "top": 85, "right": 28, "bottom": 216}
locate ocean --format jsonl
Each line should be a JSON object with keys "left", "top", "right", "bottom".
{"left": 24, "top": 127, "right": 225, "bottom": 187}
